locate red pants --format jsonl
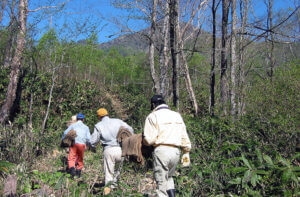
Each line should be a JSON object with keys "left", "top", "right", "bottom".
{"left": 68, "top": 143, "right": 86, "bottom": 170}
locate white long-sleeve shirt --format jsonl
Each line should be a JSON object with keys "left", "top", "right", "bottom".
{"left": 143, "top": 104, "right": 191, "bottom": 152}
{"left": 90, "top": 116, "right": 134, "bottom": 150}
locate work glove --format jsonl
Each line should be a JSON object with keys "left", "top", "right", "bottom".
{"left": 181, "top": 152, "right": 190, "bottom": 167}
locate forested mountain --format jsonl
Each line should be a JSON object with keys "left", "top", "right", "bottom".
{"left": 98, "top": 22, "right": 207, "bottom": 55}
{"left": 0, "top": 0, "right": 299, "bottom": 196}
{"left": 99, "top": 32, "right": 149, "bottom": 53}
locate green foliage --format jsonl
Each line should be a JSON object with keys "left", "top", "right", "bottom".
{"left": 37, "top": 29, "right": 59, "bottom": 51}
{"left": 31, "top": 170, "right": 66, "bottom": 189}
{"left": 116, "top": 83, "right": 152, "bottom": 129}
{"left": 0, "top": 160, "right": 14, "bottom": 173}
{"left": 180, "top": 115, "right": 299, "bottom": 196}
{"left": 0, "top": 67, "right": 10, "bottom": 104}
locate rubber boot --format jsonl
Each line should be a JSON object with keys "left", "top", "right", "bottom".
{"left": 76, "top": 169, "right": 81, "bottom": 178}
{"left": 167, "top": 189, "right": 176, "bottom": 197}
{"left": 69, "top": 167, "right": 76, "bottom": 179}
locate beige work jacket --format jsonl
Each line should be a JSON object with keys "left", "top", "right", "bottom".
{"left": 143, "top": 104, "right": 191, "bottom": 152}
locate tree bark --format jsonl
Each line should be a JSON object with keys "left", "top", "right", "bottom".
{"left": 267, "top": 0, "right": 275, "bottom": 81}
{"left": 0, "top": 0, "right": 28, "bottom": 124}
{"left": 210, "top": 0, "right": 219, "bottom": 116}
{"left": 149, "top": 0, "right": 160, "bottom": 94}
{"left": 169, "top": 0, "right": 179, "bottom": 109}
{"left": 238, "top": 0, "right": 248, "bottom": 116}
{"left": 41, "top": 68, "right": 56, "bottom": 133}
{"left": 230, "top": 0, "right": 237, "bottom": 118}
{"left": 176, "top": 0, "right": 209, "bottom": 115}
{"left": 159, "top": 0, "right": 169, "bottom": 99}
{"left": 220, "top": 0, "right": 229, "bottom": 115}
{"left": 179, "top": 42, "right": 199, "bottom": 114}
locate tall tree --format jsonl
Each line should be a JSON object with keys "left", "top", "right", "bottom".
{"left": 230, "top": 0, "right": 237, "bottom": 117}
{"left": 210, "top": 0, "right": 220, "bottom": 116}
{"left": 0, "top": 0, "right": 28, "bottom": 124}
{"left": 266, "top": 0, "right": 275, "bottom": 80}
{"left": 177, "top": 0, "right": 209, "bottom": 115}
{"left": 149, "top": 0, "right": 160, "bottom": 94}
{"left": 220, "top": 0, "right": 230, "bottom": 115}
{"left": 169, "top": 0, "right": 179, "bottom": 109}
{"left": 158, "top": 0, "right": 170, "bottom": 99}
{"left": 237, "top": 0, "right": 248, "bottom": 116}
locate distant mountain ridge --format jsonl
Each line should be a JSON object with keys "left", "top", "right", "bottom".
{"left": 99, "top": 32, "right": 149, "bottom": 53}
{"left": 98, "top": 22, "right": 203, "bottom": 54}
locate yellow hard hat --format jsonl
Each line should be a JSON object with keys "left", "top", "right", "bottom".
{"left": 97, "top": 108, "right": 108, "bottom": 117}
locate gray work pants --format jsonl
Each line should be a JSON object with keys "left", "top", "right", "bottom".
{"left": 153, "top": 145, "right": 180, "bottom": 197}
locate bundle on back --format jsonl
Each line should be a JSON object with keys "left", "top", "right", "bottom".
{"left": 117, "top": 127, "right": 144, "bottom": 165}
{"left": 61, "top": 129, "right": 77, "bottom": 147}
{"left": 117, "top": 126, "right": 132, "bottom": 143}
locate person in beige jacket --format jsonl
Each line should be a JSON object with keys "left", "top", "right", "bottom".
{"left": 143, "top": 95, "right": 191, "bottom": 197}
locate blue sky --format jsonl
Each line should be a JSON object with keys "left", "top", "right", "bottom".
{"left": 1, "top": 0, "right": 298, "bottom": 43}
{"left": 26, "top": 0, "right": 149, "bottom": 43}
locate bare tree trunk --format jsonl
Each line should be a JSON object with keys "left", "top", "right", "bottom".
{"left": 41, "top": 68, "right": 56, "bottom": 133}
{"left": 159, "top": 0, "right": 170, "bottom": 99}
{"left": 41, "top": 52, "right": 64, "bottom": 133}
{"left": 0, "top": 0, "right": 28, "bottom": 124}
{"left": 149, "top": 0, "right": 160, "bottom": 94}
{"left": 220, "top": 0, "right": 229, "bottom": 115}
{"left": 176, "top": 0, "right": 209, "bottom": 114}
{"left": 267, "top": 0, "right": 275, "bottom": 81}
{"left": 179, "top": 42, "right": 199, "bottom": 114}
{"left": 238, "top": 0, "right": 248, "bottom": 116}
{"left": 230, "top": 0, "right": 237, "bottom": 118}
{"left": 169, "top": 0, "right": 179, "bottom": 109}
{"left": 210, "top": 0, "right": 219, "bottom": 117}
{"left": 28, "top": 53, "right": 38, "bottom": 130}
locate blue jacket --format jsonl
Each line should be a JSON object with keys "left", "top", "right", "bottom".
{"left": 62, "top": 120, "right": 91, "bottom": 145}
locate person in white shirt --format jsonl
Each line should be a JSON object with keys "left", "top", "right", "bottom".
{"left": 143, "top": 95, "right": 191, "bottom": 197}
{"left": 90, "top": 108, "right": 134, "bottom": 187}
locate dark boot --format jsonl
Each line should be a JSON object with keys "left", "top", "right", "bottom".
{"left": 167, "top": 189, "right": 176, "bottom": 197}
{"left": 69, "top": 167, "right": 76, "bottom": 179}
{"left": 76, "top": 169, "right": 81, "bottom": 178}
